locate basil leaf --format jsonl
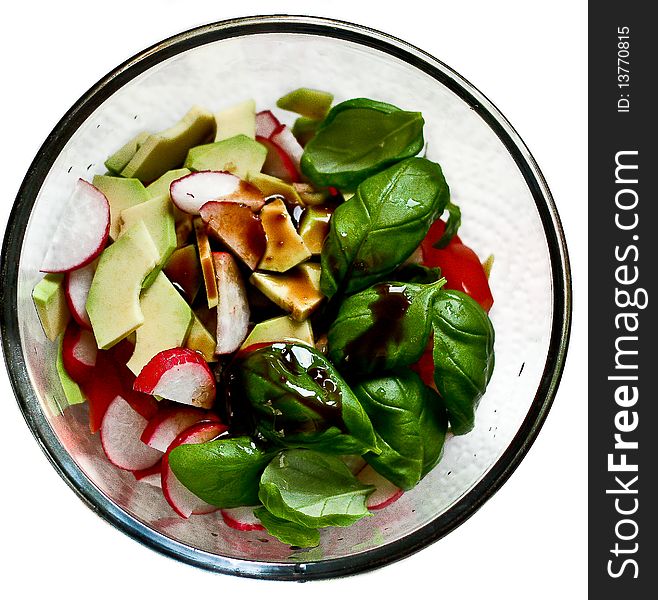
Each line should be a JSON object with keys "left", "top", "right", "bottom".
{"left": 258, "top": 449, "right": 374, "bottom": 528}
{"left": 353, "top": 370, "right": 448, "bottom": 490}
{"left": 394, "top": 263, "right": 442, "bottom": 284}
{"left": 237, "top": 343, "right": 379, "bottom": 455}
{"left": 434, "top": 201, "right": 462, "bottom": 248}
{"left": 327, "top": 279, "right": 445, "bottom": 375}
{"left": 253, "top": 507, "right": 320, "bottom": 548}
{"left": 320, "top": 157, "right": 450, "bottom": 298}
{"left": 168, "top": 436, "right": 276, "bottom": 508}
{"left": 432, "top": 290, "right": 495, "bottom": 435}
{"left": 301, "top": 98, "right": 424, "bottom": 189}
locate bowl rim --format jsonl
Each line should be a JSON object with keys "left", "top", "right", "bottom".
{"left": 0, "top": 14, "right": 571, "bottom": 581}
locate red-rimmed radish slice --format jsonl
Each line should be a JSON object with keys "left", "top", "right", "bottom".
{"left": 134, "top": 347, "right": 216, "bottom": 409}
{"left": 162, "top": 421, "right": 228, "bottom": 518}
{"left": 256, "top": 135, "right": 299, "bottom": 182}
{"left": 255, "top": 110, "right": 281, "bottom": 138}
{"left": 170, "top": 171, "right": 265, "bottom": 215}
{"left": 41, "top": 179, "right": 110, "bottom": 273}
{"left": 270, "top": 126, "right": 304, "bottom": 172}
{"left": 80, "top": 351, "right": 123, "bottom": 433}
{"left": 199, "top": 202, "right": 266, "bottom": 270}
{"left": 140, "top": 406, "right": 220, "bottom": 452}
{"left": 213, "top": 252, "right": 250, "bottom": 354}
{"left": 341, "top": 455, "right": 367, "bottom": 475}
{"left": 357, "top": 465, "right": 403, "bottom": 510}
{"left": 100, "top": 396, "right": 163, "bottom": 471}
{"left": 133, "top": 460, "right": 162, "bottom": 488}
{"left": 61, "top": 325, "right": 98, "bottom": 383}
{"left": 221, "top": 507, "right": 265, "bottom": 531}
{"left": 64, "top": 260, "right": 96, "bottom": 328}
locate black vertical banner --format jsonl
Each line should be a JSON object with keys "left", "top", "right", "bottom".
{"left": 589, "top": 3, "right": 656, "bottom": 596}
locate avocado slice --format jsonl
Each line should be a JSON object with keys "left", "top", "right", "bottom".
{"left": 247, "top": 172, "right": 303, "bottom": 206}
{"left": 32, "top": 274, "right": 70, "bottom": 342}
{"left": 276, "top": 88, "right": 333, "bottom": 120}
{"left": 215, "top": 99, "right": 256, "bottom": 142}
{"left": 258, "top": 199, "right": 311, "bottom": 272}
{"left": 194, "top": 217, "right": 218, "bottom": 308}
{"left": 126, "top": 272, "right": 193, "bottom": 375}
{"left": 119, "top": 195, "right": 176, "bottom": 288}
{"left": 241, "top": 315, "right": 314, "bottom": 350}
{"left": 121, "top": 106, "right": 215, "bottom": 182}
{"left": 163, "top": 244, "right": 201, "bottom": 303}
{"left": 86, "top": 220, "right": 160, "bottom": 350}
{"left": 104, "top": 131, "right": 150, "bottom": 174}
{"left": 92, "top": 175, "right": 149, "bottom": 239}
{"left": 184, "top": 314, "right": 217, "bottom": 362}
{"left": 299, "top": 205, "right": 334, "bottom": 254}
{"left": 184, "top": 134, "right": 267, "bottom": 180}
{"left": 56, "top": 334, "right": 86, "bottom": 407}
{"left": 250, "top": 263, "right": 324, "bottom": 321}
{"left": 146, "top": 168, "right": 191, "bottom": 202}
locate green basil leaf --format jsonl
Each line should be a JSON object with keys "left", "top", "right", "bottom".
{"left": 353, "top": 370, "right": 448, "bottom": 490}
{"left": 394, "top": 263, "right": 442, "bottom": 284}
{"left": 432, "top": 290, "right": 495, "bottom": 435}
{"left": 320, "top": 157, "right": 450, "bottom": 298}
{"left": 253, "top": 507, "right": 320, "bottom": 548}
{"left": 301, "top": 98, "right": 424, "bottom": 189}
{"left": 327, "top": 279, "right": 445, "bottom": 375}
{"left": 168, "top": 436, "right": 277, "bottom": 508}
{"left": 434, "top": 201, "right": 462, "bottom": 248}
{"left": 258, "top": 449, "right": 374, "bottom": 528}
{"left": 237, "top": 343, "right": 379, "bottom": 455}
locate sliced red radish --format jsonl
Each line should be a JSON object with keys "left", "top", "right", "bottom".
{"left": 341, "top": 455, "right": 367, "bottom": 475}
{"left": 133, "top": 460, "right": 163, "bottom": 488}
{"left": 357, "top": 465, "right": 404, "bottom": 510}
{"left": 140, "top": 406, "right": 220, "bottom": 452}
{"left": 255, "top": 110, "right": 281, "bottom": 138}
{"left": 41, "top": 179, "right": 110, "bottom": 273}
{"left": 221, "top": 507, "right": 265, "bottom": 531}
{"left": 199, "top": 201, "right": 266, "bottom": 270}
{"left": 257, "top": 135, "right": 299, "bottom": 182}
{"left": 100, "top": 396, "right": 163, "bottom": 471}
{"left": 64, "top": 260, "right": 96, "bottom": 328}
{"left": 162, "top": 421, "right": 227, "bottom": 518}
{"left": 213, "top": 252, "right": 250, "bottom": 355}
{"left": 270, "top": 126, "right": 304, "bottom": 172}
{"left": 80, "top": 352, "right": 123, "bottom": 433}
{"left": 170, "top": 171, "right": 265, "bottom": 215}
{"left": 134, "top": 347, "right": 216, "bottom": 409}
{"left": 61, "top": 324, "right": 98, "bottom": 384}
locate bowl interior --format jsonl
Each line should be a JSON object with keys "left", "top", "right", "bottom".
{"left": 12, "top": 23, "right": 561, "bottom": 572}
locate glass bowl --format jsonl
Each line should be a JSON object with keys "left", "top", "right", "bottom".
{"left": 0, "top": 15, "right": 570, "bottom": 580}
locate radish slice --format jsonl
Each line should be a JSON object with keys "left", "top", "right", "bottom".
{"left": 61, "top": 325, "right": 98, "bottom": 384}
{"left": 213, "top": 252, "right": 250, "bottom": 354}
{"left": 134, "top": 347, "right": 216, "bottom": 409}
{"left": 257, "top": 135, "right": 299, "bottom": 182}
{"left": 80, "top": 352, "right": 123, "bottom": 433}
{"left": 357, "top": 465, "right": 404, "bottom": 510}
{"left": 170, "top": 171, "right": 265, "bottom": 215}
{"left": 65, "top": 260, "right": 96, "bottom": 328}
{"left": 341, "top": 455, "right": 367, "bottom": 475}
{"left": 255, "top": 110, "right": 281, "bottom": 138}
{"left": 133, "top": 461, "right": 163, "bottom": 488}
{"left": 199, "top": 201, "right": 266, "bottom": 270}
{"left": 100, "top": 396, "right": 164, "bottom": 471}
{"left": 270, "top": 126, "right": 304, "bottom": 172}
{"left": 41, "top": 179, "right": 110, "bottom": 273}
{"left": 161, "top": 421, "right": 227, "bottom": 518}
{"left": 221, "top": 507, "right": 265, "bottom": 531}
{"left": 140, "top": 406, "right": 220, "bottom": 452}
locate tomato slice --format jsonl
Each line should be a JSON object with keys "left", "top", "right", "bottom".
{"left": 420, "top": 219, "right": 493, "bottom": 312}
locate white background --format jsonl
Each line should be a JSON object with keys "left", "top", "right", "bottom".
{"left": 0, "top": 1, "right": 587, "bottom": 598}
